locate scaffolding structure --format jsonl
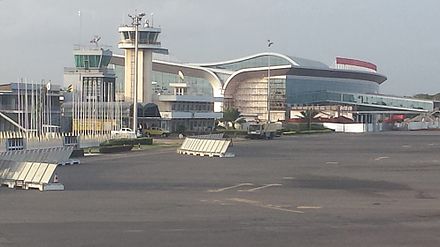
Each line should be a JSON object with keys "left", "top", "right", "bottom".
{"left": 225, "top": 76, "right": 286, "bottom": 121}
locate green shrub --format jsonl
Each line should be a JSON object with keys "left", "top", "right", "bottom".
{"left": 284, "top": 123, "right": 327, "bottom": 131}
{"left": 297, "top": 129, "right": 334, "bottom": 134}
{"left": 218, "top": 129, "right": 248, "bottom": 138}
{"left": 282, "top": 131, "right": 297, "bottom": 136}
{"left": 99, "top": 145, "right": 133, "bottom": 153}
{"left": 100, "top": 138, "right": 153, "bottom": 147}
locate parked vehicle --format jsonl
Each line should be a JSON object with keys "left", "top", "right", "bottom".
{"left": 143, "top": 127, "right": 170, "bottom": 137}
{"left": 111, "top": 128, "right": 140, "bottom": 139}
{"left": 247, "top": 122, "right": 282, "bottom": 139}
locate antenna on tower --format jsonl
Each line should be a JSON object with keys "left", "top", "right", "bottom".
{"left": 90, "top": 35, "right": 101, "bottom": 47}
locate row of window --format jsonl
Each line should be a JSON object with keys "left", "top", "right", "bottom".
{"left": 168, "top": 119, "right": 215, "bottom": 132}
{"left": 75, "top": 55, "right": 103, "bottom": 69}
{"left": 171, "top": 102, "right": 213, "bottom": 112}
{"left": 152, "top": 71, "right": 212, "bottom": 96}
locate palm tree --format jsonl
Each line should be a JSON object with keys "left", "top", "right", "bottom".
{"left": 300, "top": 109, "right": 320, "bottom": 130}
{"left": 221, "top": 108, "right": 241, "bottom": 129}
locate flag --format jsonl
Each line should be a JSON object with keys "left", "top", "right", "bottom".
{"left": 178, "top": 71, "right": 185, "bottom": 81}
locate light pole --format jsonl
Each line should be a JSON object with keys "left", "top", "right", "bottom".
{"left": 267, "top": 40, "right": 274, "bottom": 122}
{"left": 128, "top": 12, "right": 146, "bottom": 134}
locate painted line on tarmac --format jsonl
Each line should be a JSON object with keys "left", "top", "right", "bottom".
{"left": 85, "top": 148, "right": 176, "bottom": 162}
{"left": 228, "top": 198, "right": 304, "bottom": 214}
{"left": 123, "top": 229, "right": 144, "bottom": 233}
{"left": 159, "top": 229, "right": 186, "bottom": 232}
{"left": 374, "top": 156, "right": 390, "bottom": 161}
{"left": 239, "top": 184, "right": 282, "bottom": 192}
{"left": 402, "top": 145, "right": 411, "bottom": 148}
{"left": 207, "top": 183, "right": 254, "bottom": 193}
{"left": 325, "top": 161, "right": 339, "bottom": 165}
{"left": 297, "top": 206, "right": 322, "bottom": 209}
{"left": 283, "top": 177, "right": 295, "bottom": 180}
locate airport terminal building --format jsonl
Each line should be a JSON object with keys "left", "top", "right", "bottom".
{"left": 109, "top": 52, "right": 433, "bottom": 129}
{"left": 61, "top": 20, "right": 434, "bottom": 133}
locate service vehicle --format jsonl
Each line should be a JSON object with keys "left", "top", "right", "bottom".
{"left": 247, "top": 122, "right": 282, "bottom": 139}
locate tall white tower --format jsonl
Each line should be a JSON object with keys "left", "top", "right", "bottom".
{"left": 118, "top": 18, "right": 168, "bottom": 104}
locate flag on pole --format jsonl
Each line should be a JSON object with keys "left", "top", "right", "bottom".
{"left": 178, "top": 71, "right": 185, "bottom": 81}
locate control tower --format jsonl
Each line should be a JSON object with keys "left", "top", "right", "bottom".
{"left": 118, "top": 19, "right": 168, "bottom": 104}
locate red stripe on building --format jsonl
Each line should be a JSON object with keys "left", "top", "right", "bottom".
{"left": 336, "top": 57, "right": 377, "bottom": 71}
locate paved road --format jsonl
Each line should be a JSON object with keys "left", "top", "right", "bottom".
{"left": 1, "top": 131, "right": 440, "bottom": 246}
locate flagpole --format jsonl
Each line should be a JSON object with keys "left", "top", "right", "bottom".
{"left": 24, "top": 79, "right": 28, "bottom": 132}
{"left": 31, "top": 81, "right": 34, "bottom": 132}
{"left": 48, "top": 81, "right": 51, "bottom": 131}
{"left": 72, "top": 84, "right": 75, "bottom": 135}
{"left": 17, "top": 78, "right": 21, "bottom": 130}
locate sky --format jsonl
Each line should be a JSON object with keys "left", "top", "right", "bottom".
{"left": 0, "top": 0, "right": 439, "bottom": 96}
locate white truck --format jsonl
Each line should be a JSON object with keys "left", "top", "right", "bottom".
{"left": 110, "top": 128, "right": 140, "bottom": 139}
{"left": 247, "top": 122, "right": 282, "bottom": 139}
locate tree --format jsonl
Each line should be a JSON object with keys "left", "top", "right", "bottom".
{"left": 300, "top": 109, "right": 320, "bottom": 131}
{"left": 413, "top": 93, "right": 440, "bottom": 101}
{"left": 176, "top": 124, "right": 186, "bottom": 134}
{"left": 221, "top": 108, "right": 241, "bottom": 129}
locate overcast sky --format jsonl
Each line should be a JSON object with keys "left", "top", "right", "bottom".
{"left": 0, "top": 0, "right": 439, "bottom": 96}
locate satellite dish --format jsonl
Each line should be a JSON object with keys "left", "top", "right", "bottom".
{"left": 178, "top": 71, "right": 185, "bottom": 81}
{"left": 90, "top": 35, "right": 101, "bottom": 47}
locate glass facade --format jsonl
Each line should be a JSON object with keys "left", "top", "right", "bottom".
{"left": 113, "top": 64, "right": 126, "bottom": 101}
{"left": 152, "top": 71, "right": 213, "bottom": 97}
{"left": 291, "top": 90, "right": 433, "bottom": 111}
{"left": 120, "top": 30, "right": 161, "bottom": 45}
{"left": 286, "top": 76, "right": 379, "bottom": 103}
{"left": 75, "top": 54, "right": 112, "bottom": 69}
{"left": 75, "top": 55, "right": 100, "bottom": 68}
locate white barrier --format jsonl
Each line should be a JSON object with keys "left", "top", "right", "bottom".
{"left": 192, "top": 133, "right": 225, "bottom": 140}
{"left": 177, "top": 137, "right": 234, "bottom": 158}
{"left": 0, "top": 160, "right": 63, "bottom": 191}
{"left": 0, "top": 147, "right": 74, "bottom": 164}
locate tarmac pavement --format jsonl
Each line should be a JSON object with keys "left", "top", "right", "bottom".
{"left": 1, "top": 131, "right": 440, "bottom": 246}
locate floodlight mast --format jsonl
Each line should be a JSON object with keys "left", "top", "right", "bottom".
{"left": 128, "top": 11, "right": 146, "bottom": 134}
{"left": 267, "top": 40, "right": 274, "bottom": 123}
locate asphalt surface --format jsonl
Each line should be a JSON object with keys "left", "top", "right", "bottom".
{"left": 1, "top": 131, "right": 440, "bottom": 246}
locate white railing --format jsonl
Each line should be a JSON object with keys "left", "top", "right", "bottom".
{"left": 0, "top": 132, "right": 112, "bottom": 152}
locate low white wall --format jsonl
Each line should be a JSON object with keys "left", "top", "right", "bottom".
{"left": 323, "top": 123, "right": 365, "bottom": 133}
{"left": 407, "top": 122, "right": 440, "bottom": 130}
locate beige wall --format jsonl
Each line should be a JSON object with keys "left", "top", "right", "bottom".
{"left": 124, "top": 49, "right": 153, "bottom": 104}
